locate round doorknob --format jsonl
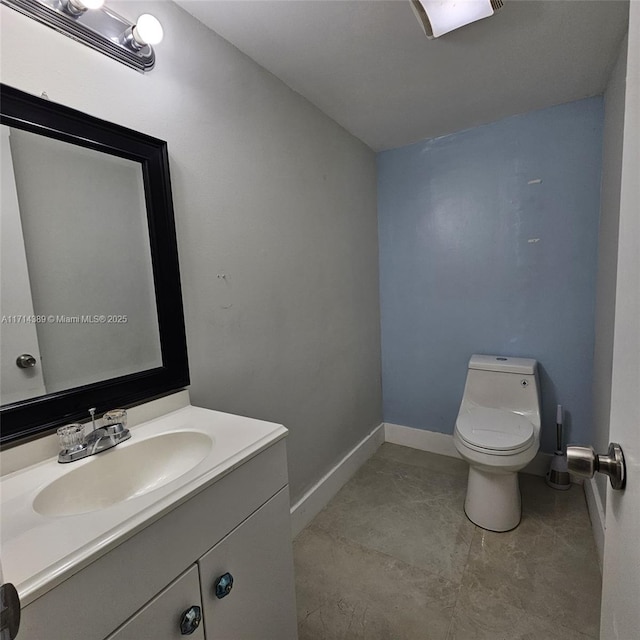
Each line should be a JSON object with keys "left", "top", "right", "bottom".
{"left": 179, "top": 605, "right": 201, "bottom": 635}
{"left": 566, "top": 446, "right": 597, "bottom": 477}
{"left": 16, "top": 354, "right": 36, "bottom": 369}
{"left": 567, "top": 442, "right": 626, "bottom": 490}
{"left": 214, "top": 572, "right": 233, "bottom": 599}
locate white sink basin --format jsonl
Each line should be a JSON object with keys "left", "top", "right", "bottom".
{"left": 33, "top": 431, "right": 213, "bottom": 517}
{"left": 0, "top": 404, "right": 287, "bottom": 607}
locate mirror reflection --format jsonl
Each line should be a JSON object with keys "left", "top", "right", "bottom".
{"left": 0, "top": 125, "right": 162, "bottom": 406}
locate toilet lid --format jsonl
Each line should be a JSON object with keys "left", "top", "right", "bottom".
{"left": 456, "top": 407, "right": 535, "bottom": 451}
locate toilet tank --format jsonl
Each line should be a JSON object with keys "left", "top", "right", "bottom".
{"left": 461, "top": 355, "right": 540, "bottom": 428}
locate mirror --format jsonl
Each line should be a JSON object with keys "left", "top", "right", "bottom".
{"left": 1, "top": 126, "right": 162, "bottom": 403}
{"left": 0, "top": 84, "right": 189, "bottom": 444}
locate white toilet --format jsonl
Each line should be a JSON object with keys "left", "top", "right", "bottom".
{"left": 453, "top": 354, "right": 540, "bottom": 532}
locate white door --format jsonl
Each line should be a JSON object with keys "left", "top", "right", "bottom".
{"left": 0, "top": 125, "right": 46, "bottom": 404}
{"left": 600, "top": 4, "right": 640, "bottom": 638}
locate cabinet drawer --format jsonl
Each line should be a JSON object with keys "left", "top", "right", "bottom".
{"left": 198, "top": 487, "right": 298, "bottom": 640}
{"left": 106, "top": 565, "right": 204, "bottom": 640}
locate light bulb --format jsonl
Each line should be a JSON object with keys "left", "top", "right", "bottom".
{"left": 132, "top": 14, "right": 164, "bottom": 46}
{"left": 65, "top": 0, "right": 103, "bottom": 14}
{"left": 80, "top": 0, "right": 104, "bottom": 8}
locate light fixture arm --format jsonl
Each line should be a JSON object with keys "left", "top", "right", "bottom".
{"left": 122, "top": 25, "right": 144, "bottom": 52}
{"left": 61, "top": 0, "right": 87, "bottom": 17}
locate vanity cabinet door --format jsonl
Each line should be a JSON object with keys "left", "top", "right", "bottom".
{"left": 106, "top": 565, "right": 204, "bottom": 640}
{"left": 198, "top": 487, "right": 298, "bottom": 640}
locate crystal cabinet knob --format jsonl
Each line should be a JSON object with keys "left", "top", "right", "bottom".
{"left": 179, "top": 605, "right": 201, "bottom": 635}
{"left": 567, "top": 442, "right": 626, "bottom": 490}
{"left": 214, "top": 572, "right": 233, "bottom": 599}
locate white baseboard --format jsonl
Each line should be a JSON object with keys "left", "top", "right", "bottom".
{"left": 290, "top": 423, "right": 384, "bottom": 538}
{"left": 583, "top": 476, "right": 606, "bottom": 571}
{"left": 384, "top": 423, "right": 462, "bottom": 459}
{"left": 384, "top": 422, "right": 553, "bottom": 478}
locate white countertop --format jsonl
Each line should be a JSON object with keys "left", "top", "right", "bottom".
{"left": 0, "top": 405, "right": 287, "bottom": 606}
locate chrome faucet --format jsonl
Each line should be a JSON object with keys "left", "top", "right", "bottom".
{"left": 57, "top": 408, "right": 131, "bottom": 463}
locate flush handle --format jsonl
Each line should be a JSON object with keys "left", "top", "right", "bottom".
{"left": 566, "top": 442, "right": 626, "bottom": 490}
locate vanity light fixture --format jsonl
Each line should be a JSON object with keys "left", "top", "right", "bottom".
{"left": 60, "top": 0, "right": 104, "bottom": 17}
{"left": 1, "top": 0, "right": 163, "bottom": 72}
{"left": 411, "top": 0, "right": 504, "bottom": 39}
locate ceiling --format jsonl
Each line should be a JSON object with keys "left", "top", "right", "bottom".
{"left": 176, "top": 1, "right": 629, "bottom": 151}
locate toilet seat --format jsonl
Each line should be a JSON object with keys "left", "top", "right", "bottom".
{"left": 456, "top": 407, "right": 534, "bottom": 455}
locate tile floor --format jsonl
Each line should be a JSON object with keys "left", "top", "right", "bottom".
{"left": 294, "top": 443, "right": 602, "bottom": 640}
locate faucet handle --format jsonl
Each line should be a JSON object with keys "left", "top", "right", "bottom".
{"left": 102, "top": 409, "right": 128, "bottom": 434}
{"left": 103, "top": 408, "right": 127, "bottom": 426}
{"left": 57, "top": 424, "right": 85, "bottom": 450}
{"left": 57, "top": 424, "right": 88, "bottom": 463}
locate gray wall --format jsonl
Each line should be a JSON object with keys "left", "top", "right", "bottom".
{"left": 378, "top": 99, "right": 604, "bottom": 452}
{"left": 592, "top": 35, "right": 628, "bottom": 509}
{"left": 8, "top": 128, "right": 161, "bottom": 393}
{"left": 0, "top": 0, "right": 382, "bottom": 503}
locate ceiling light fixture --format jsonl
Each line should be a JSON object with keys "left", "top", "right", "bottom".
{"left": 411, "top": 0, "right": 504, "bottom": 39}
{"left": 1, "top": 0, "right": 162, "bottom": 72}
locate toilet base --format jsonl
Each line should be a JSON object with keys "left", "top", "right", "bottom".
{"left": 464, "top": 466, "right": 521, "bottom": 532}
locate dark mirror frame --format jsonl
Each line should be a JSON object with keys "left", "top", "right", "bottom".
{"left": 0, "top": 84, "right": 189, "bottom": 445}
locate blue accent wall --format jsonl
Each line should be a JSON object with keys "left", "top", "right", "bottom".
{"left": 377, "top": 98, "right": 604, "bottom": 451}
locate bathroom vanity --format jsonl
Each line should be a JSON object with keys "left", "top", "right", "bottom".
{"left": 1, "top": 405, "right": 298, "bottom": 640}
